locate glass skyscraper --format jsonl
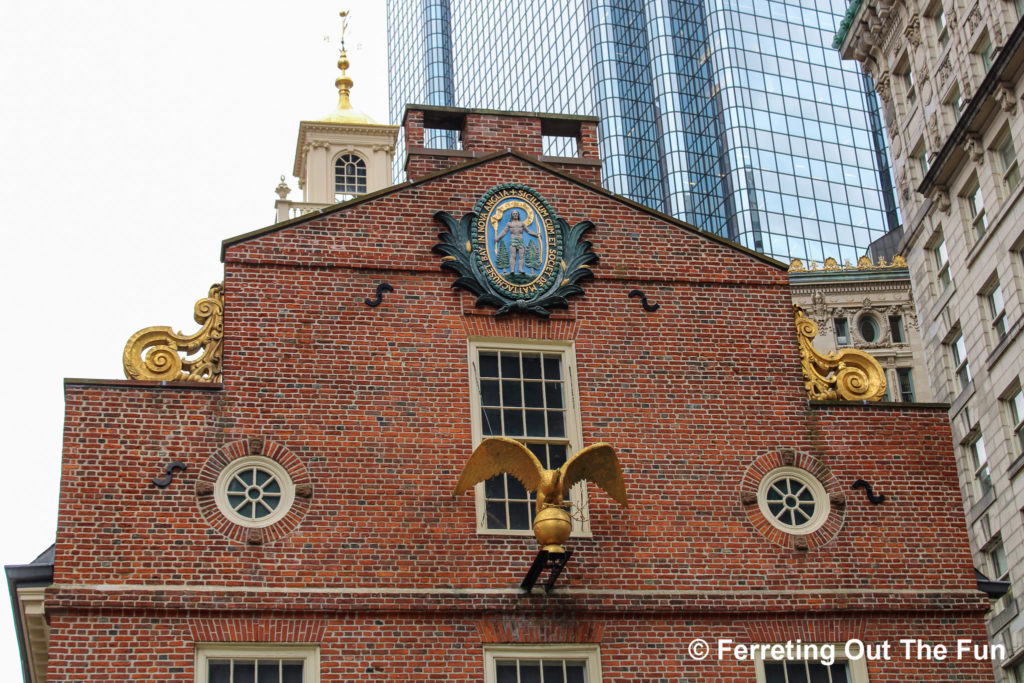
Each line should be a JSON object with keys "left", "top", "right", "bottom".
{"left": 387, "top": 0, "right": 900, "bottom": 263}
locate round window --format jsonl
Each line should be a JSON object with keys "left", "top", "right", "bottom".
{"left": 213, "top": 456, "right": 295, "bottom": 528}
{"left": 757, "top": 467, "right": 829, "bottom": 534}
{"left": 858, "top": 315, "right": 880, "bottom": 343}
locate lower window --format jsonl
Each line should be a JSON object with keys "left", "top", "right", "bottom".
{"left": 484, "top": 645, "right": 601, "bottom": 683}
{"left": 755, "top": 648, "right": 869, "bottom": 683}
{"left": 196, "top": 645, "right": 319, "bottom": 683}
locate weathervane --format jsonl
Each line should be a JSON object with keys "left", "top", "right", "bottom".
{"left": 455, "top": 437, "right": 628, "bottom": 554}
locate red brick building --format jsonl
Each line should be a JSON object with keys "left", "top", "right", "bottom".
{"left": 8, "top": 106, "right": 1001, "bottom": 681}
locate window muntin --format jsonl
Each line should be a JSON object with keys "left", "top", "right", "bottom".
{"left": 889, "top": 315, "right": 905, "bottom": 343}
{"left": 896, "top": 368, "right": 915, "bottom": 402}
{"left": 197, "top": 645, "right": 318, "bottom": 683}
{"left": 484, "top": 645, "right": 600, "bottom": 683}
{"left": 932, "top": 236, "right": 951, "bottom": 290}
{"left": 334, "top": 153, "right": 367, "bottom": 201}
{"left": 998, "top": 133, "right": 1020, "bottom": 192}
{"left": 988, "top": 539, "right": 1013, "bottom": 613}
{"left": 950, "top": 332, "right": 971, "bottom": 393}
{"left": 1008, "top": 388, "right": 1024, "bottom": 456}
{"left": 966, "top": 180, "right": 987, "bottom": 239}
{"left": 834, "top": 317, "right": 850, "bottom": 346}
{"left": 213, "top": 456, "right": 295, "bottom": 528}
{"left": 757, "top": 467, "right": 829, "bottom": 534}
{"left": 902, "top": 64, "right": 917, "bottom": 107}
{"left": 753, "top": 648, "right": 869, "bottom": 683}
{"left": 970, "top": 434, "right": 992, "bottom": 499}
{"left": 469, "top": 340, "right": 586, "bottom": 534}
{"left": 986, "top": 282, "right": 1008, "bottom": 342}
{"left": 932, "top": 5, "right": 949, "bottom": 48}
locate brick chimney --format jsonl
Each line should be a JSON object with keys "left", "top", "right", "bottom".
{"left": 402, "top": 105, "right": 601, "bottom": 185}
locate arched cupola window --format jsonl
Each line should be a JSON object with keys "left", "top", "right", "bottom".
{"left": 334, "top": 153, "right": 367, "bottom": 201}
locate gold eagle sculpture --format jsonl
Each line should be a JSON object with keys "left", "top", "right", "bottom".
{"left": 454, "top": 437, "right": 628, "bottom": 551}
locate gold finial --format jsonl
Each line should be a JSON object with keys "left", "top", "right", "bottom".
{"left": 321, "top": 9, "right": 375, "bottom": 124}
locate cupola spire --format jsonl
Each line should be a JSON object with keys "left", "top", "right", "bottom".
{"left": 321, "top": 10, "right": 375, "bottom": 125}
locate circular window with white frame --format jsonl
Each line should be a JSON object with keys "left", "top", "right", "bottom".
{"left": 213, "top": 456, "right": 296, "bottom": 528}
{"left": 757, "top": 466, "right": 829, "bottom": 534}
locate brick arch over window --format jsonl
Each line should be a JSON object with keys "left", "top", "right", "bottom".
{"left": 739, "top": 447, "right": 846, "bottom": 550}
{"left": 334, "top": 152, "right": 367, "bottom": 199}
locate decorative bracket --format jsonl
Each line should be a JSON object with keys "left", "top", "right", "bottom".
{"left": 152, "top": 461, "right": 187, "bottom": 488}
{"left": 123, "top": 284, "right": 224, "bottom": 382}
{"left": 365, "top": 282, "right": 394, "bottom": 307}
{"left": 521, "top": 549, "right": 573, "bottom": 593}
{"left": 794, "top": 306, "right": 886, "bottom": 401}
{"left": 628, "top": 289, "right": 660, "bottom": 312}
{"left": 852, "top": 479, "right": 886, "bottom": 504}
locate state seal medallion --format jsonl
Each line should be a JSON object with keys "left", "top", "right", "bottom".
{"left": 433, "top": 183, "right": 598, "bottom": 317}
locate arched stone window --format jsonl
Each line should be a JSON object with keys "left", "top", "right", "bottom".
{"left": 334, "top": 153, "right": 367, "bottom": 201}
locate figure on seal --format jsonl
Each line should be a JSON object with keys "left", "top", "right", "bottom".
{"left": 495, "top": 209, "right": 539, "bottom": 274}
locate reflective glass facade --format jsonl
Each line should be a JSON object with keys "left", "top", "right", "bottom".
{"left": 387, "top": 0, "right": 899, "bottom": 263}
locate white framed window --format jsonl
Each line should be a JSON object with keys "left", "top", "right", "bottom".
{"left": 968, "top": 433, "right": 992, "bottom": 500}
{"left": 997, "top": 131, "right": 1021, "bottom": 193}
{"left": 986, "top": 538, "right": 1013, "bottom": 614}
{"left": 1007, "top": 387, "right": 1024, "bottom": 457}
{"left": 896, "top": 367, "right": 916, "bottom": 402}
{"left": 911, "top": 139, "right": 928, "bottom": 179}
{"left": 468, "top": 339, "right": 588, "bottom": 535}
{"left": 196, "top": 644, "right": 319, "bottom": 683}
{"left": 757, "top": 467, "right": 830, "bottom": 534}
{"left": 484, "top": 644, "right": 601, "bottom": 683}
{"left": 949, "top": 331, "right": 972, "bottom": 393}
{"left": 978, "top": 35, "right": 994, "bottom": 72}
{"left": 213, "top": 456, "right": 296, "bottom": 528}
{"left": 945, "top": 84, "right": 962, "bottom": 123}
{"left": 333, "top": 153, "right": 367, "bottom": 201}
{"left": 901, "top": 60, "right": 917, "bottom": 107}
{"left": 965, "top": 178, "right": 988, "bottom": 240}
{"left": 931, "top": 234, "right": 951, "bottom": 290}
{"left": 753, "top": 646, "right": 870, "bottom": 682}
{"left": 984, "top": 280, "right": 1008, "bottom": 342}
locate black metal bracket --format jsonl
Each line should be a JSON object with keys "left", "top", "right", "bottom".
{"left": 628, "top": 289, "right": 660, "bottom": 312}
{"left": 852, "top": 479, "right": 886, "bottom": 504}
{"left": 365, "top": 283, "right": 394, "bottom": 307}
{"left": 152, "top": 461, "right": 187, "bottom": 488}
{"left": 520, "top": 549, "right": 573, "bottom": 593}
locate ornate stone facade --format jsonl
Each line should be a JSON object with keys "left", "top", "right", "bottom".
{"left": 839, "top": 0, "right": 1024, "bottom": 670}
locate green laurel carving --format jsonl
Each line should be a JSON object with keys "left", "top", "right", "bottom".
{"left": 432, "top": 207, "right": 598, "bottom": 318}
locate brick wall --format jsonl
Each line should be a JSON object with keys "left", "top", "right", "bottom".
{"left": 47, "top": 140, "right": 994, "bottom": 680}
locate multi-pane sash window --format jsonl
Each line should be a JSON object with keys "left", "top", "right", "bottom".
{"left": 967, "top": 182, "right": 987, "bottom": 239}
{"left": 933, "top": 6, "right": 949, "bottom": 47}
{"left": 987, "top": 282, "right": 1007, "bottom": 341}
{"left": 933, "top": 237, "right": 951, "bottom": 289}
{"left": 947, "top": 85, "right": 962, "bottom": 122}
{"left": 970, "top": 434, "right": 992, "bottom": 499}
{"left": 495, "top": 659, "right": 587, "bottom": 683}
{"left": 196, "top": 646, "right": 318, "bottom": 683}
{"left": 470, "top": 341, "right": 585, "bottom": 533}
{"left": 889, "top": 315, "right": 905, "bottom": 343}
{"left": 834, "top": 317, "right": 850, "bottom": 346}
{"left": 951, "top": 332, "right": 971, "bottom": 392}
{"left": 334, "top": 153, "right": 367, "bottom": 201}
{"left": 763, "top": 660, "right": 852, "bottom": 683}
{"left": 998, "top": 134, "right": 1020, "bottom": 192}
{"left": 485, "top": 646, "right": 600, "bottom": 683}
{"left": 208, "top": 659, "right": 304, "bottom": 683}
{"left": 896, "top": 368, "right": 915, "bottom": 402}
{"left": 980, "top": 37, "right": 994, "bottom": 71}
{"left": 988, "top": 539, "right": 1013, "bottom": 613}
{"left": 903, "top": 67, "right": 916, "bottom": 106}
{"left": 1008, "top": 388, "right": 1024, "bottom": 456}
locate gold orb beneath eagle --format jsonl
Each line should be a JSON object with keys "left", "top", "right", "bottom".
{"left": 454, "top": 436, "right": 629, "bottom": 552}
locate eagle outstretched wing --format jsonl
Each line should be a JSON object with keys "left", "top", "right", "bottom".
{"left": 453, "top": 436, "right": 545, "bottom": 496}
{"left": 560, "top": 443, "right": 628, "bottom": 508}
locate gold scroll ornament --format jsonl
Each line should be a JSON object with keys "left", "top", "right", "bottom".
{"left": 794, "top": 305, "right": 886, "bottom": 401}
{"left": 122, "top": 284, "right": 224, "bottom": 382}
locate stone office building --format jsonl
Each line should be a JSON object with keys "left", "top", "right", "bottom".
{"left": 838, "top": 1, "right": 1024, "bottom": 675}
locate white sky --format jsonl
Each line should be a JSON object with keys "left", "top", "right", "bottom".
{"left": 0, "top": 1, "right": 390, "bottom": 674}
